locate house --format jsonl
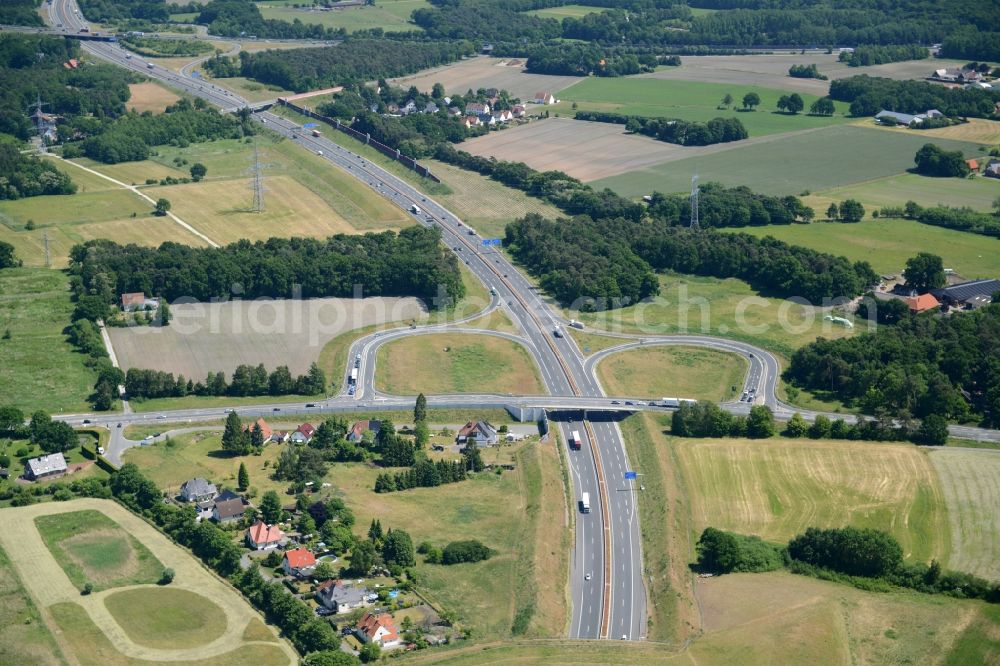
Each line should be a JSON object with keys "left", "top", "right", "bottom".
{"left": 966, "top": 158, "right": 980, "bottom": 171}
{"left": 23, "top": 452, "right": 67, "bottom": 481}
{"left": 478, "top": 112, "right": 496, "bottom": 126}
{"left": 212, "top": 495, "right": 247, "bottom": 524}
{"left": 246, "top": 520, "right": 285, "bottom": 550}
{"left": 933, "top": 67, "right": 983, "bottom": 83}
{"left": 495, "top": 109, "right": 513, "bottom": 123}
{"left": 481, "top": 42, "right": 494, "bottom": 54}
{"left": 316, "top": 579, "right": 371, "bottom": 613}
{"left": 283, "top": 548, "right": 317, "bottom": 577}
{"left": 484, "top": 88, "right": 499, "bottom": 99}
{"left": 465, "top": 101, "right": 490, "bottom": 115}
{"left": 289, "top": 423, "right": 315, "bottom": 444}
{"left": 347, "top": 420, "right": 381, "bottom": 443}
{"left": 932, "top": 279, "right": 1000, "bottom": 309}
{"left": 447, "top": 106, "right": 462, "bottom": 117}
{"left": 985, "top": 160, "right": 1000, "bottom": 179}
{"left": 512, "top": 104, "right": 526, "bottom": 118}
{"left": 875, "top": 110, "right": 923, "bottom": 126}
{"left": 905, "top": 293, "right": 940, "bottom": 313}
{"left": 400, "top": 100, "right": 418, "bottom": 115}
{"left": 462, "top": 115, "right": 480, "bottom": 128}
{"left": 244, "top": 417, "right": 273, "bottom": 443}
{"left": 180, "top": 477, "right": 217, "bottom": 503}
{"left": 533, "top": 92, "right": 556, "bottom": 105}
{"left": 456, "top": 420, "right": 498, "bottom": 446}
{"left": 924, "top": 109, "right": 944, "bottom": 119}
{"left": 356, "top": 612, "right": 400, "bottom": 647}
{"left": 424, "top": 102, "right": 439, "bottom": 114}
{"left": 120, "top": 292, "right": 158, "bottom": 312}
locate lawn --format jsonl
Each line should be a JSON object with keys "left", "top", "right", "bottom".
{"left": 34, "top": 510, "right": 165, "bottom": 592}
{"left": 0, "top": 269, "right": 97, "bottom": 413}
{"left": 563, "top": 272, "right": 858, "bottom": 358}
{"left": 104, "top": 587, "right": 227, "bottom": 649}
{"left": 258, "top": 0, "right": 428, "bottom": 32}
{"left": 553, "top": 78, "right": 853, "bottom": 137}
{"left": 929, "top": 449, "right": 1000, "bottom": 581}
{"left": 526, "top": 4, "right": 606, "bottom": 19}
{"left": 674, "top": 437, "right": 950, "bottom": 563}
{"left": 566, "top": 329, "right": 627, "bottom": 356}
{"left": 0, "top": 542, "right": 67, "bottom": 666}
{"left": 127, "top": 82, "right": 182, "bottom": 113}
{"left": 806, "top": 171, "right": 1000, "bottom": 215}
{"left": 594, "top": 124, "right": 987, "bottom": 197}
{"left": 595, "top": 346, "right": 747, "bottom": 401}
{"left": 729, "top": 217, "right": 1000, "bottom": 280}
{"left": 374, "top": 333, "right": 545, "bottom": 396}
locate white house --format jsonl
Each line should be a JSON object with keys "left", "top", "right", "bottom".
{"left": 532, "top": 92, "right": 556, "bottom": 105}
{"left": 356, "top": 612, "right": 401, "bottom": 647}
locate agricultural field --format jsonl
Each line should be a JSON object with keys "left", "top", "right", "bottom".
{"left": 675, "top": 437, "right": 950, "bottom": 563}
{"left": 374, "top": 332, "right": 545, "bottom": 396}
{"left": 563, "top": 272, "right": 859, "bottom": 358}
{"left": 108, "top": 295, "right": 425, "bottom": 379}
{"left": 126, "top": 82, "right": 182, "bottom": 113}
{"left": 424, "top": 158, "right": 564, "bottom": 239}
{"left": 595, "top": 346, "right": 746, "bottom": 402}
{"left": 890, "top": 117, "right": 1000, "bottom": 145}
{"left": 0, "top": 269, "right": 97, "bottom": 413}
{"left": 804, "top": 170, "right": 1000, "bottom": 216}
{"left": 553, "top": 77, "right": 853, "bottom": 137}
{"left": 595, "top": 124, "right": 987, "bottom": 197}
{"left": 525, "top": 4, "right": 606, "bottom": 19}
{"left": 390, "top": 56, "right": 583, "bottom": 104}
{"left": 929, "top": 449, "right": 1000, "bottom": 581}
{"left": 730, "top": 217, "right": 1000, "bottom": 280}
{"left": 0, "top": 542, "right": 67, "bottom": 666}
{"left": 257, "top": 0, "right": 429, "bottom": 33}
{"left": 0, "top": 500, "right": 294, "bottom": 665}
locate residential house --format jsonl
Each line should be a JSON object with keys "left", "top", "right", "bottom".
{"left": 966, "top": 158, "right": 980, "bottom": 172}
{"left": 447, "top": 106, "right": 462, "bottom": 117}
{"left": 495, "top": 109, "right": 513, "bottom": 123}
{"left": 316, "top": 579, "right": 371, "bottom": 613}
{"left": 462, "top": 115, "right": 480, "bottom": 128}
{"left": 932, "top": 279, "right": 1000, "bottom": 309}
{"left": 985, "top": 160, "right": 1000, "bottom": 179}
{"left": 347, "top": 420, "right": 381, "bottom": 443}
{"left": 23, "top": 452, "right": 67, "bottom": 481}
{"left": 465, "top": 101, "right": 490, "bottom": 115}
{"left": 933, "top": 67, "right": 983, "bottom": 83}
{"left": 512, "top": 104, "right": 526, "bottom": 118}
{"left": 180, "top": 477, "right": 217, "bottom": 503}
{"left": 456, "top": 420, "right": 498, "bottom": 446}
{"left": 484, "top": 88, "right": 499, "bottom": 99}
{"left": 400, "top": 100, "right": 418, "bottom": 115}
{"left": 533, "top": 92, "right": 556, "bottom": 105}
{"left": 283, "top": 548, "right": 317, "bottom": 577}
{"left": 478, "top": 112, "right": 496, "bottom": 126}
{"left": 289, "top": 423, "right": 315, "bottom": 444}
{"left": 244, "top": 417, "right": 274, "bottom": 443}
{"left": 120, "top": 292, "right": 158, "bottom": 312}
{"left": 424, "top": 102, "right": 439, "bottom": 114}
{"left": 246, "top": 520, "right": 285, "bottom": 550}
{"left": 356, "top": 612, "right": 401, "bottom": 647}
{"left": 212, "top": 494, "right": 247, "bottom": 524}
{"left": 874, "top": 110, "right": 923, "bottom": 126}
{"left": 905, "top": 293, "right": 940, "bottom": 313}
{"left": 482, "top": 42, "right": 494, "bottom": 54}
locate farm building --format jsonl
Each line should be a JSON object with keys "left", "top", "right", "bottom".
{"left": 932, "top": 279, "right": 1000, "bottom": 309}
{"left": 966, "top": 158, "right": 980, "bottom": 171}
{"left": 905, "top": 293, "right": 940, "bottom": 313}
{"left": 456, "top": 421, "right": 498, "bottom": 446}
{"left": 180, "top": 477, "right": 217, "bottom": 504}
{"left": 23, "top": 452, "right": 67, "bottom": 481}
{"left": 283, "top": 548, "right": 317, "bottom": 577}
{"left": 875, "top": 110, "right": 924, "bottom": 126}
{"left": 356, "top": 612, "right": 401, "bottom": 647}
{"left": 246, "top": 520, "right": 285, "bottom": 550}
{"left": 316, "top": 579, "right": 372, "bottom": 613}
{"left": 932, "top": 67, "right": 983, "bottom": 83}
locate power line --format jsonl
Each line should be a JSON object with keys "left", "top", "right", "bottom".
{"left": 689, "top": 173, "right": 699, "bottom": 230}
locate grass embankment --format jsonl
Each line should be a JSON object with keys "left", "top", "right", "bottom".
{"left": 34, "top": 510, "right": 165, "bottom": 592}
{"left": 104, "top": 587, "right": 227, "bottom": 649}
{"left": 596, "top": 346, "right": 747, "bottom": 401}
{"left": 375, "top": 333, "right": 545, "bottom": 396}
{"left": 0, "top": 542, "right": 68, "bottom": 666}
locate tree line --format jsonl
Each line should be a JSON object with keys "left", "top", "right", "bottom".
{"left": 828, "top": 75, "right": 1000, "bottom": 118}
{"left": 785, "top": 303, "right": 1000, "bottom": 426}
{"left": 647, "top": 182, "right": 813, "bottom": 227}
{"left": 124, "top": 363, "right": 327, "bottom": 400}
{"left": 0, "top": 140, "right": 76, "bottom": 200}
{"left": 839, "top": 44, "right": 928, "bottom": 67}
{"left": 68, "top": 227, "right": 465, "bottom": 308}
{"left": 522, "top": 44, "right": 669, "bottom": 77}
{"left": 574, "top": 111, "right": 748, "bottom": 146}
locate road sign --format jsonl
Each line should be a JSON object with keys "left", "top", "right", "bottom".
{"left": 191, "top": 71, "right": 200, "bottom": 78}
{"left": 624, "top": 471, "right": 637, "bottom": 480}
{"left": 303, "top": 122, "right": 319, "bottom": 128}
{"left": 482, "top": 238, "right": 502, "bottom": 247}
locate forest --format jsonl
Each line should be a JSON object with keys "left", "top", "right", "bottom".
{"left": 195, "top": 0, "right": 346, "bottom": 40}
{"left": 828, "top": 75, "right": 1000, "bottom": 118}
{"left": 78, "top": 0, "right": 201, "bottom": 23}
{"left": 914, "top": 205, "right": 1000, "bottom": 239}
{"left": 68, "top": 227, "right": 465, "bottom": 308}
{"left": 524, "top": 44, "right": 667, "bottom": 77}
{"left": 785, "top": 304, "right": 1000, "bottom": 425}
{"left": 0, "top": 0, "right": 44, "bottom": 26}
{"left": 0, "top": 141, "right": 76, "bottom": 200}
{"left": 574, "top": 111, "right": 748, "bottom": 146}
{"left": 838, "top": 44, "right": 927, "bottom": 67}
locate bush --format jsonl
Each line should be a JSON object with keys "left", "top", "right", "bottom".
{"left": 441, "top": 539, "right": 493, "bottom": 565}
{"left": 81, "top": 582, "right": 93, "bottom": 595}
{"left": 787, "top": 526, "right": 902, "bottom": 578}
{"left": 695, "top": 527, "right": 784, "bottom": 574}
{"left": 159, "top": 568, "right": 175, "bottom": 584}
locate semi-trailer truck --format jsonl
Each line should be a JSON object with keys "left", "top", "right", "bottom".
{"left": 570, "top": 430, "right": 582, "bottom": 450}
{"left": 580, "top": 492, "right": 590, "bottom": 514}
{"left": 311, "top": 129, "right": 321, "bottom": 137}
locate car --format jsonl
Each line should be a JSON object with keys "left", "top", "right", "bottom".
{"left": 156, "top": 415, "right": 166, "bottom": 419}
{"left": 584, "top": 573, "right": 591, "bottom": 580}
{"left": 273, "top": 407, "right": 281, "bottom": 412}
{"left": 117, "top": 423, "right": 122, "bottom": 428}
{"left": 624, "top": 401, "right": 634, "bottom": 405}
{"left": 305, "top": 403, "right": 316, "bottom": 408}
{"left": 97, "top": 446, "right": 105, "bottom": 455}
{"left": 611, "top": 400, "right": 620, "bottom": 405}
{"left": 621, "top": 635, "right": 627, "bottom": 640}
{"left": 316, "top": 150, "right": 323, "bottom": 156}
{"left": 82, "top": 419, "right": 91, "bottom": 424}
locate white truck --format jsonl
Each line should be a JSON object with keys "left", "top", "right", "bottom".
{"left": 569, "top": 319, "right": 585, "bottom": 330}
{"left": 410, "top": 204, "right": 421, "bottom": 214}
{"left": 580, "top": 492, "right": 591, "bottom": 514}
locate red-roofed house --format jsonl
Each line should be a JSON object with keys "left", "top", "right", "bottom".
{"left": 966, "top": 158, "right": 980, "bottom": 171}
{"left": 282, "top": 548, "right": 316, "bottom": 577}
{"left": 356, "top": 612, "right": 401, "bottom": 647}
{"left": 289, "top": 423, "right": 315, "bottom": 444}
{"left": 906, "top": 293, "right": 940, "bottom": 313}
{"left": 246, "top": 520, "right": 285, "bottom": 550}
{"left": 121, "top": 292, "right": 146, "bottom": 311}
{"left": 347, "top": 420, "right": 382, "bottom": 443}
{"left": 244, "top": 418, "right": 273, "bottom": 443}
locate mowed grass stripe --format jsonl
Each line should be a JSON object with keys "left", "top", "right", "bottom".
{"left": 929, "top": 449, "right": 1000, "bottom": 581}
{"left": 674, "top": 438, "right": 950, "bottom": 563}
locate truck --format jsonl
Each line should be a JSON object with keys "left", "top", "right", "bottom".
{"left": 661, "top": 397, "right": 681, "bottom": 408}
{"left": 570, "top": 430, "right": 582, "bottom": 450}
{"left": 580, "top": 492, "right": 591, "bottom": 514}
{"left": 569, "top": 319, "right": 585, "bottom": 330}
{"left": 410, "top": 204, "right": 421, "bottom": 214}
{"left": 349, "top": 368, "right": 358, "bottom": 384}
{"left": 311, "top": 129, "right": 321, "bottom": 137}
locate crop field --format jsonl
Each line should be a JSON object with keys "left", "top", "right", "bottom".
{"left": 929, "top": 449, "right": 1000, "bottom": 581}
{"left": 390, "top": 56, "right": 583, "bottom": 103}
{"left": 375, "top": 332, "right": 545, "bottom": 396}
{"left": 0, "top": 269, "right": 97, "bottom": 413}
{"left": 424, "top": 158, "right": 564, "bottom": 239}
{"left": 595, "top": 346, "right": 746, "bottom": 401}
{"left": 675, "top": 438, "right": 949, "bottom": 563}
{"left": 461, "top": 118, "right": 689, "bottom": 182}
{"left": 893, "top": 117, "right": 1000, "bottom": 145}
{"left": 127, "top": 82, "right": 182, "bottom": 113}
{"left": 553, "top": 78, "right": 852, "bottom": 137}
{"left": 108, "top": 295, "right": 425, "bottom": 379}
{"left": 563, "top": 273, "right": 858, "bottom": 358}
{"left": 258, "top": 0, "right": 428, "bottom": 32}
{"left": 0, "top": 500, "right": 294, "bottom": 665}
{"left": 805, "top": 171, "right": 1000, "bottom": 215}
{"left": 526, "top": 4, "right": 606, "bottom": 19}
{"left": 595, "top": 124, "right": 987, "bottom": 197}
{"left": 0, "top": 542, "right": 66, "bottom": 666}
{"left": 730, "top": 217, "right": 1000, "bottom": 280}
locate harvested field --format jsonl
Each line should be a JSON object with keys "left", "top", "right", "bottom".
{"left": 596, "top": 346, "right": 746, "bottom": 402}
{"left": 929, "top": 449, "right": 1000, "bottom": 581}
{"left": 596, "top": 124, "right": 986, "bottom": 197}
{"left": 390, "top": 56, "right": 582, "bottom": 103}
{"left": 461, "top": 118, "right": 686, "bottom": 182}
{"left": 109, "top": 295, "right": 425, "bottom": 379}
{"left": 892, "top": 117, "right": 1000, "bottom": 145}
{"left": 675, "top": 438, "right": 950, "bottom": 563}
{"left": 127, "top": 82, "right": 182, "bottom": 113}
